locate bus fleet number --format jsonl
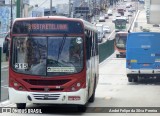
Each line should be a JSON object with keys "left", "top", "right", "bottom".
{"left": 15, "top": 63, "right": 28, "bottom": 69}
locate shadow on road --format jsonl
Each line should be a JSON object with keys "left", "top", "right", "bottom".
{"left": 128, "top": 78, "right": 160, "bottom": 85}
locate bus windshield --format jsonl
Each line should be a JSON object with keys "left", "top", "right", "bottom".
{"left": 115, "top": 35, "right": 127, "bottom": 49}
{"left": 11, "top": 36, "right": 84, "bottom": 76}
{"left": 115, "top": 19, "right": 126, "bottom": 26}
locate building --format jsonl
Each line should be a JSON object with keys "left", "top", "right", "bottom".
{"left": 56, "top": 4, "right": 69, "bottom": 16}
{"left": 0, "top": 0, "right": 16, "bottom": 40}
{"left": 44, "top": 7, "right": 56, "bottom": 16}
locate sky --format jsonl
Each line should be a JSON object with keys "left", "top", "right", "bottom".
{"left": 29, "top": 0, "right": 69, "bottom": 8}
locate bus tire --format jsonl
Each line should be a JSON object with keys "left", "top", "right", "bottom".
{"left": 116, "top": 54, "right": 119, "bottom": 58}
{"left": 133, "top": 77, "right": 138, "bottom": 82}
{"left": 128, "top": 77, "right": 132, "bottom": 82}
{"left": 77, "top": 105, "right": 86, "bottom": 112}
{"left": 16, "top": 103, "right": 26, "bottom": 109}
{"left": 88, "top": 79, "right": 96, "bottom": 103}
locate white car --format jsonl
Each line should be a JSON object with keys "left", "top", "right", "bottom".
{"left": 126, "top": 3, "right": 131, "bottom": 8}
{"left": 103, "top": 26, "right": 111, "bottom": 33}
{"left": 104, "top": 14, "right": 109, "bottom": 19}
{"left": 99, "top": 16, "right": 105, "bottom": 22}
{"left": 115, "top": 13, "right": 121, "bottom": 17}
{"left": 107, "top": 9, "right": 113, "bottom": 16}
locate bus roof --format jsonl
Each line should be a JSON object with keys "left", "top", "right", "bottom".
{"left": 115, "top": 17, "right": 127, "bottom": 20}
{"left": 116, "top": 31, "right": 128, "bottom": 34}
{"left": 13, "top": 16, "right": 97, "bottom": 32}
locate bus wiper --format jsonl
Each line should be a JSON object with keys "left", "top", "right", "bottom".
{"left": 56, "top": 34, "right": 67, "bottom": 63}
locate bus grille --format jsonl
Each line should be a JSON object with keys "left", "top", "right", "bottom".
{"left": 30, "top": 88, "right": 64, "bottom": 91}
{"left": 32, "top": 93, "right": 60, "bottom": 100}
{"left": 23, "top": 79, "right": 71, "bottom": 86}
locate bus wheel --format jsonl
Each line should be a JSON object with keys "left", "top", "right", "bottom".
{"left": 128, "top": 77, "right": 133, "bottom": 82}
{"left": 77, "top": 105, "right": 86, "bottom": 112}
{"left": 89, "top": 79, "right": 96, "bottom": 103}
{"left": 116, "top": 54, "right": 119, "bottom": 58}
{"left": 16, "top": 103, "right": 26, "bottom": 109}
{"left": 133, "top": 77, "right": 138, "bottom": 82}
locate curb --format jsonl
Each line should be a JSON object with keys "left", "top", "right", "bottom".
{"left": 1, "top": 65, "right": 8, "bottom": 69}
{"left": 0, "top": 100, "right": 11, "bottom": 107}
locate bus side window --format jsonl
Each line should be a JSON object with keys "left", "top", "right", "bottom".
{"left": 95, "top": 32, "right": 98, "bottom": 56}
{"left": 85, "top": 30, "right": 92, "bottom": 60}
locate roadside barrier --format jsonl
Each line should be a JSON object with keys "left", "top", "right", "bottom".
{"left": 99, "top": 39, "right": 115, "bottom": 63}
{"left": 0, "top": 47, "right": 1, "bottom": 101}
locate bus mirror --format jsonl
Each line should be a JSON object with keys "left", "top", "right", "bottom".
{"left": 3, "top": 40, "right": 9, "bottom": 53}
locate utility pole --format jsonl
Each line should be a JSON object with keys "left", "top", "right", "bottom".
{"left": 50, "top": 0, "right": 52, "bottom": 16}
{"left": 16, "top": 0, "right": 21, "bottom": 18}
{"left": 10, "top": 0, "right": 13, "bottom": 30}
{"left": 69, "top": 0, "right": 71, "bottom": 17}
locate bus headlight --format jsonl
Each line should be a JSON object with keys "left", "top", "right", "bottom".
{"left": 10, "top": 78, "right": 26, "bottom": 91}
{"left": 13, "top": 82, "right": 18, "bottom": 86}
{"left": 77, "top": 82, "right": 81, "bottom": 87}
{"left": 69, "top": 79, "right": 85, "bottom": 92}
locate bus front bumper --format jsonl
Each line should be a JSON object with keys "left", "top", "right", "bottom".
{"left": 9, "top": 87, "right": 87, "bottom": 105}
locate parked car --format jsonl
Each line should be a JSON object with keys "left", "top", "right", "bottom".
{"left": 103, "top": 25, "right": 111, "bottom": 33}
{"left": 99, "top": 16, "right": 105, "bottom": 22}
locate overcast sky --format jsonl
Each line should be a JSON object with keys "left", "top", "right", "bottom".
{"left": 29, "top": 0, "right": 69, "bottom": 8}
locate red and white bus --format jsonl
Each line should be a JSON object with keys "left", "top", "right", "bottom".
{"left": 3, "top": 16, "right": 99, "bottom": 111}
{"left": 114, "top": 32, "right": 128, "bottom": 58}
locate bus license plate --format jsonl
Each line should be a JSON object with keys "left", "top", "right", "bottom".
{"left": 143, "top": 64, "right": 150, "bottom": 66}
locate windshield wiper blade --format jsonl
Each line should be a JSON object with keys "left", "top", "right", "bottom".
{"left": 56, "top": 34, "right": 67, "bottom": 63}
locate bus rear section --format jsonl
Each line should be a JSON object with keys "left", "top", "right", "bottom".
{"left": 115, "top": 32, "right": 127, "bottom": 58}
{"left": 114, "top": 17, "right": 127, "bottom": 32}
{"left": 7, "top": 17, "right": 99, "bottom": 111}
{"left": 126, "top": 32, "right": 160, "bottom": 82}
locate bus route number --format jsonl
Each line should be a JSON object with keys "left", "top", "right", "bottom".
{"left": 15, "top": 63, "right": 28, "bottom": 69}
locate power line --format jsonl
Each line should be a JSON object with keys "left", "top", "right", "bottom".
{"left": 34, "top": 0, "right": 48, "bottom": 10}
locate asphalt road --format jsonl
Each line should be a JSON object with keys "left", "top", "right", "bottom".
{"left": 0, "top": 0, "right": 136, "bottom": 103}
{"left": 2, "top": 2, "right": 158, "bottom": 116}
{"left": 2, "top": 52, "right": 160, "bottom": 116}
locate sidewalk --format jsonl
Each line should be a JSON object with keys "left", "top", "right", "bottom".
{"left": 1, "top": 61, "right": 8, "bottom": 68}
{"left": 134, "top": 10, "right": 160, "bottom": 32}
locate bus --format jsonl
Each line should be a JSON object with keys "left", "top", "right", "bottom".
{"left": 114, "top": 17, "right": 127, "bottom": 32}
{"left": 115, "top": 32, "right": 128, "bottom": 58}
{"left": 126, "top": 32, "right": 160, "bottom": 82}
{"left": 3, "top": 16, "right": 99, "bottom": 111}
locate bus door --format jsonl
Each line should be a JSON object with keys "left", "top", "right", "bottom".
{"left": 86, "top": 30, "right": 94, "bottom": 98}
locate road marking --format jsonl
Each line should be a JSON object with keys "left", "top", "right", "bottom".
{"left": 108, "top": 29, "right": 115, "bottom": 40}
{"left": 104, "top": 96, "right": 112, "bottom": 100}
